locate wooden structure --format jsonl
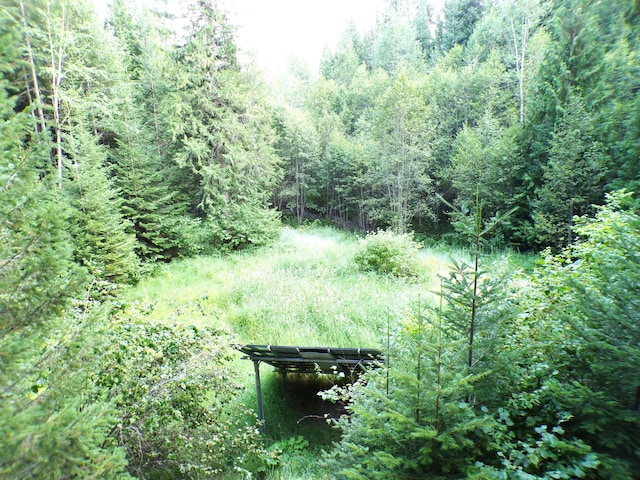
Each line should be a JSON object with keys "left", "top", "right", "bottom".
{"left": 237, "top": 344, "right": 383, "bottom": 431}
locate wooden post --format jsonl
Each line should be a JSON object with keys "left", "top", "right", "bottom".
{"left": 253, "top": 360, "right": 265, "bottom": 433}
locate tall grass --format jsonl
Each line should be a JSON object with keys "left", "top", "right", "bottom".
{"left": 123, "top": 226, "right": 454, "bottom": 347}
{"left": 120, "top": 226, "right": 534, "bottom": 475}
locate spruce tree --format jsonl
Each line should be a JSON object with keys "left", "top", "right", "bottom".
{"left": 64, "top": 127, "right": 140, "bottom": 289}
{"left": 0, "top": 53, "right": 82, "bottom": 334}
{"left": 1, "top": 37, "right": 129, "bottom": 478}
{"left": 106, "top": 0, "right": 187, "bottom": 261}
{"left": 165, "top": 0, "right": 282, "bottom": 249}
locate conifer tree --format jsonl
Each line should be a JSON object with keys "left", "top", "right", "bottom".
{"left": 323, "top": 301, "right": 497, "bottom": 478}
{"left": 165, "top": 0, "right": 281, "bottom": 249}
{"left": 1, "top": 34, "right": 129, "bottom": 478}
{"left": 106, "top": 0, "right": 187, "bottom": 261}
{"left": 0, "top": 48, "right": 82, "bottom": 334}
{"left": 532, "top": 93, "right": 608, "bottom": 248}
{"left": 64, "top": 127, "right": 140, "bottom": 288}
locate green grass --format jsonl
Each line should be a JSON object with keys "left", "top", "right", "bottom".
{"left": 123, "top": 226, "right": 455, "bottom": 347}
{"left": 120, "top": 225, "right": 534, "bottom": 477}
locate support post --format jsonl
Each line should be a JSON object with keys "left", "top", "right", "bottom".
{"left": 253, "top": 360, "right": 265, "bottom": 433}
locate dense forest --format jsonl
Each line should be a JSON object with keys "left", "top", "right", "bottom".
{"left": 1, "top": 0, "right": 639, "bottom": 478}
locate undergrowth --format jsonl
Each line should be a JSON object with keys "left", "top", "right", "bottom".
{"left": 120, "top": 226, "right": 532, "bottom": 478}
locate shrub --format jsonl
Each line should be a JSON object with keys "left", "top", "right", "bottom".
{"left": 353, "top": 230, "right": 423, "bottom": 277}
{"left": 97, "top": 320, "right": 263, "bottom": 479}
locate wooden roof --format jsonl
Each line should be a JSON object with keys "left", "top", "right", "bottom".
{"left": 237, "top": 344, "right": 383, "bottom": 374}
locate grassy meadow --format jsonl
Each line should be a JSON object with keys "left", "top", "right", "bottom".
{"left": 122, "top": 226, "right": 462, "bottom": 347}
{"left": 120, "top": 226, "right": 531, "bottom": 476}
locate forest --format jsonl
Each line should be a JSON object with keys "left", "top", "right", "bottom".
{"left": 1, "top": 0, "right": 639, "bottom": 478}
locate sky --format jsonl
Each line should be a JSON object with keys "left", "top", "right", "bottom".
{"left": 226, "top": 0, "right": 387, "bottom": 73}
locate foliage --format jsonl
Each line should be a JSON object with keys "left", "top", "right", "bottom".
{"left": 97, "top": 318, "right": 263, "bottom": 479}
{"left": 0, "top": 87, "right": 84, "bottom": 333}
{"left": 322, "top": 304, "right": 498, "bottom": 479}
{"left": 353, "top": 230, "right": 423, "bottom": 277}
{"left": 122, "top": 226, "right": 452, "bottom": 347}
{"left": 2, "top": 0, "right": 640, "bottom": 477}
{"left": 437, "top": 0, "right": 486, "bottom": 52}
{"left": 1, "top": 23, "right": 130, "bottom": 479}
{"left": 257, "top": 435, "right": 311, "bottom": 474}
{"left": 1, "top": 304, "right": 132, "bottom": 479}
{"left": 325, "top": 194, "right": 640, "bottom": 478}
{"left": 531, "top": 92, "right": 608, "bottom": 248}
{"left": 567, "top": 190, "right": 640, "bottom": 405}
{"left": 165, "top": 0, "right": 282, "bottom": 250}
{"left": 64, "top": 127, "right": 141, "bottom": 290}
{"left": 474, "top": 191, "right": 640, "bottom": 478}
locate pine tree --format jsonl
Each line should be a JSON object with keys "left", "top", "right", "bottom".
{"left": 64, "top": 127, "right": 140, "bottom": 289}
{"left": 106, "top": 0, "right": 187, "bottom": 261}
{"left": 437, "top": 0, "right": 486, "bottom": 52}
{"left": 1, "top": 35, "right": 129, "bottom": 478}
{"left": 165, "top": 0, "right": 282, "bottom": 249}
{"left": 532, "top": 93, "right": 608, "bottom": 248}
{"left": 0, "top": 49, "right": 83, "bottom": 334}
{"left": 323, "top": 300, "right": 497, "bottom": 478}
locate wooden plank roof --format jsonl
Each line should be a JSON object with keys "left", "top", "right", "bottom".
{"left": 237, "top": 344, "right": 383, "bottom": 374}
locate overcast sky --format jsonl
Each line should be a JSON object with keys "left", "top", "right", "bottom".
{"left": 226, "top": 0, "right": 387, "bottom": 73}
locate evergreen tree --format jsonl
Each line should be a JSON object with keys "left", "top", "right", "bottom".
{"left": 0, "top": 50, "right": 83, "bottom": 334}
{"left": 531, "top": 93, "right": 608, "bottom": 248}
{"left": 437, "top": 0, "right": 486, "bottom": 52}
{"left": 7, "top": 0, "right": 145, "bottom": 276}
{"left": 166, "top": 0, "right": 282, "bottom": 249}
{"left": 0, "top": 33, "right": 129, "bottom": 478}
{"left": 479, "top": 192, "right": 640, "bottom": 479}
{"left": 323, "top": 300, "right": 498, "bottom": 478}
{"left": 106, "top": 0, "right": 187, "bottom": 261}
{"left": 449, "top": 113, "right": 522, "bottom": 235}
{"left": 64, "top": 127, "right": 140, "bottom": 289}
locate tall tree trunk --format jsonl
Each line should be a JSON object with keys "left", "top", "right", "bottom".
{"left": 46, "top": 0, "right": 67, "bottom": 189}
{"left": 511, "top": 12, "right": 529, "bottom": 126}
{"left": 19, "top": 0, "right": 46, "bottom": 133}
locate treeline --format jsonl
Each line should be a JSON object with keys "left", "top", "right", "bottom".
{"left": 3, "top": 0, "right": 282, "bottom": 290}
{"left": 274, "top": 0, "right": 640, "bottom": 249}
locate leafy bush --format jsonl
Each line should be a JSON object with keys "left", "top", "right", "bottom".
{"left": 217, "top": 203, "right": 282, "bottom": 251}
{"left": 353, "top": 230, "right": 423, "bottom": 277}
{"left": 97, "top": 320, "right": 263, "bottom": 479}
{"left": 172, "top": 205, "right": 280, "bottom": 257}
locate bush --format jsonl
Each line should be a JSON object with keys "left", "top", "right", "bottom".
{"left": 97, "top": 319, "right": 263, "bottom": 479}
{"left": 353, "top": 230, "right": 423, "bottom": 277}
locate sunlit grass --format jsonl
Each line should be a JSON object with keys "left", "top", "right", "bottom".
{"left": 120, "top": 225, "right": 534, "bottom": 467}
{"left": 123, "top": 226, "right": 455, "bottom": 348}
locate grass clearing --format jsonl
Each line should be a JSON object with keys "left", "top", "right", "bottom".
{"left": 123, "top": 226, "right": 456, "bottom": 347}
{"left": 120, "top": 226, "right": 534, "bottom": 473}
